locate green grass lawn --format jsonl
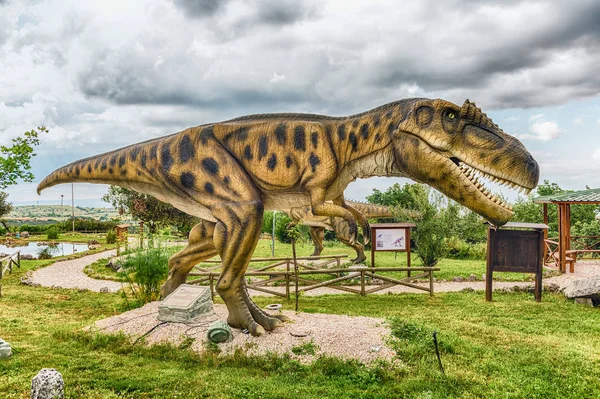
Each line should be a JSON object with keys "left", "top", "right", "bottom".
{"left": 1, "top": 251, "right": 598, "bottom": 398}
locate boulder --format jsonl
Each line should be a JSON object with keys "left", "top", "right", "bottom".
{"left": 452, "top": 276, "right": 464, "bottom": 282}
{"left": 563, "top": 276, "right": 600, "bottom": 306}
{"left": 31, "top": 368, "right": 64, "bottom": 399}
{"left": 467, "top": 274, "right": 477, "bottom": 282}
{"left": 0, "top": 338, "right": 12, "bottom": 359}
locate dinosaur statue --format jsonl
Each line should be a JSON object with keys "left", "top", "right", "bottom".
{"left": 287, "top": 200, "right": 396, "bottom": 263}
{"left": 38, "top": 98, "right": 539, "bottom": 336}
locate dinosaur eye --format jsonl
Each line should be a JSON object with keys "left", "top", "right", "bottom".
{"left": 445, "top": 110, "right": 456, "bottom": 120}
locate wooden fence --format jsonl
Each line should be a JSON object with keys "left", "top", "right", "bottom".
{"left": 0, "top": 251, "right": 21, "bottom": 298}
{"left": 188, "top": 254, "right": 439, "bottom": 299}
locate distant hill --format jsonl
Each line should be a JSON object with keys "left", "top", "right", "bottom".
{"left": 5, "top": 205, "right": 120, "bottom": 222}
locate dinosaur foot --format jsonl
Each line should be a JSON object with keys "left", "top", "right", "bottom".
{"left": 222, "top": 283, "right": 288, "bottom": 336}
{"left": 351, "top": 255, "right": 367, "bottom": 264}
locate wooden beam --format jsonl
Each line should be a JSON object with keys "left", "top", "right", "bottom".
{"left": 542, "top": 203, "right": 548, "bottom": 241}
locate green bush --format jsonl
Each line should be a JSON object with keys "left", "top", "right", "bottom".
{"left": 445, "top": 237, "right": 487, "bottom": 260}
{"left": 37, "top": 246, "right": 54, "bottom": 260}
{"left": 119, "top": 247, "right": 169, "bottom": 304}
{"left": 274, "top": 213, "right": 294, "bottom": 243}
{"left": 46, "top": 227, "right": 59, "bottom": 240}
{"left": 106, "top": 230, "right": 117, "bottom": 244}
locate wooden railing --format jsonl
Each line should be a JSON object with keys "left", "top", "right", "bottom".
{"left": 0, "top": 251, "right": 21, "bottom": 298}
{"left": 188, "top": 254, "right": 439, "bottom": 299}
{"left": 544, "top": 235, "right": 600, "bottom": 270}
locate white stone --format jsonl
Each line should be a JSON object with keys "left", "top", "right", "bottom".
{"left": 0, "top": 338, "right": 12, "bottom": 359}
{"left": 563, "top": 276, "right": 600, "bottom": 300}
{"left": 31, "top": 368, "right": 64, "bottom": 399}
{"left": 158, "top": 284, "right": 214, "bottom": 323}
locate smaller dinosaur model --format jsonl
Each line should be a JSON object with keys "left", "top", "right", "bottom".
{"left": 287, "top": 200, "right": 395, "bottom": 263}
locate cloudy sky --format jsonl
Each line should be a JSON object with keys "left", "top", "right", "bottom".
{"left": 1, "top": 0, "right": 600, "bottom": 207}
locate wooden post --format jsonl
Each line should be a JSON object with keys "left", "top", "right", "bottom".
{"left": 535, "top": 231, "right": 543, "bottom": 302}
{"left": 209, "top": 274, "right": 215, "bottom": 300}
{"left": 360, "top": 269, "right": 366, "bottom": 296}
{"left": 406, "top": 227, "right": 412, "bottom": 277}
{"left": 558, "top": 204, "right": 566, "bottom": 273}
{"left": 285, "top": 260, "right": 290, "bottom": 300}
{"left": 429, "top": 269, "right": 434, "bottom": 297}
{"left": 542, "top": 203, "right": 548, "bottom": 241}
{"left": 370, "top": 226, "right": 375, "bottom": 267}
{"left": 566, "top": 204, "right": 573, "bottom": 273}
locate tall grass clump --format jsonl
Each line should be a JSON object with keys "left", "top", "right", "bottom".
{"left": 46, "top": 227, "right": 59, "bottom": 240}
{"left": 119, "top": 247, "right": 169, "bottom": 303}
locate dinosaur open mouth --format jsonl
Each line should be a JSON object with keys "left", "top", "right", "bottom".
{"left": 450, "top": 157, "right": 531, "bottom": 211}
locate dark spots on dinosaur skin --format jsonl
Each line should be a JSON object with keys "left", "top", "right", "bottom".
{"left": 387, "top": 122, "right": 397, "bottom": 135}
{"left": 385, "top": 110, "right": 393, "bottom": 119}
{"left": 275, "top": 124, "right": 287, "bottom": 145}
{"left": 224, "top": 176, "right": 230, "bottom": 185}
{"left": 204, "top": 182, "right": 214, "bottom": 194}
{"left": 94, "top": 159, "right": 101, "bottom": 169}
{"left": 492, "top": 155, "right": 502, "bottom": 165}
{"left": 285, "top": 155, "right": 293, "bottom": 168}
{"left": 267, "top": 154, "right": 277, "bottom": 170}
{"left": 236, "top": 126, "right": 249, "bottom": 141}
{"left": 141, "top": 154, "right": 147, "bottom": 168}
{"left": 294, "top": 126, "right": 306, "bottom": 152}
{"left": 108, "top": 168, "right": 114, "bottom": 174}
{"left": 479, "top": 153, "right": 486, "bottom": 160}
{"left": 180, "top": 172, "right": 195, "bottom": 189}
{"left": 87, "top": 165, "right": 92, "bottom": 173}
{"left": 110, "top": 156, "right": 117, "bottom": 167}
{"left": 360, "top": 123, "right": 369, "bottom": 140}
{"left": 179, "top": 135, "right": 194, "bottom": 163}
{"left": 137, "top": 171, "right": 142, "bottom": 176}
{"left": 373, "top": 114, "right": 380, "bottom": 127}
{"left": 75, "top": 167, "right": 80, "bottom": 176}
{"left": 101, "top": 161, "right": 107, "bottom": 172}
{"left": 375, "top": 133, "right": 381, "bottom": 143}
{"left": 311, "top": 132, "right": 318, "bottom": 148}
{"left": 200, "top": 126, "right": 214, "bottom": 145}
{"left": 202, "top": 158, "right": 219, "bottom": 175}
{"left": 120, "top": 170, "right": 127, "bottom": 176}
{"left": 352, "top": 119, "right": 359, "bottom": 128}
{"left": 259, "top": 136, "right": 268, "bottom": 160}
{"left": 119, "top": 156, "right": 126, "bottom": 168}
{"left": 244, "top": 145, "right": 253, "bottom": 161}
{"left": 161, "top": 146, "right": 174, "bottom": 171}
{"left": 130, "top": 147, "right": 140, "bottom": 162}
{"left": 150, "top": 145, "right": 158, "bottom": 159}
{"left": 349, "top": 133, "right": 358, "bottom": 152}
{"left": 337, "top": 125, "right": 346, "bottom": 141}
{"left": 309, "top": 153, "right": 321, "bottom": 172}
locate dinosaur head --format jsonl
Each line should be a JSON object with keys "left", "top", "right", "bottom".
{"left": 392, "top": 98, "right": 539, "bottom": 226}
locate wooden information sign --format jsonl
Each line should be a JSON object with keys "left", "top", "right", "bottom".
{"left": 486, "top": 222, "right": 549, "bottom": 302}
{"left": 370, "top": 223, "right": 415, "bottom": 275}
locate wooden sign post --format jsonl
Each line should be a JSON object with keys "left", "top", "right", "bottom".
{"left": 486, "top": 222, "right": 549, "bottom": 302}
{"left": 370, "top": 223, "right": 416, "bottom": 276}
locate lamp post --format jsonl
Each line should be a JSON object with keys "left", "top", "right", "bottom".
{"left": 71, "top": 183, "right": 75, "bottom": 233}
{"left": 271, "top": 211, "right": 276, "bottom": 257}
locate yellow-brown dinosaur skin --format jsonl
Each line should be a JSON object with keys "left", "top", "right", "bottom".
{"left": 38, "top": 98, "right": 539, "bottom": 336}
{"left": 288, "top": 201, "right": 395, "bottom": 263}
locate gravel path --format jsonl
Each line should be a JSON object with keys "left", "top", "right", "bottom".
{"left": 92, "top": 302, "right": 396, "bottom": 364}
{"left": 31, "top": 250, "right": 120, "bottom": 292}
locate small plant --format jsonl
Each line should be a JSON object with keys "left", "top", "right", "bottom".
{"left": 106, "top": 230, "right": 117, "bottom": 244}
{"left": 292, "top": 340, "right": 319, "bottom": 356}
{"left": 46, "top": 227, "right": 59, "bottom": 240}
{"left": 37, "top": 246, "right": 53, "bottom": 260}
{"left": 119, "top": 247, "right": 169, "bottom": 304}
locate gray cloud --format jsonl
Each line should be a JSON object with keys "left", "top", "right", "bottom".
{"left": 172, "top": 0, "right": 228, "bottom": 18}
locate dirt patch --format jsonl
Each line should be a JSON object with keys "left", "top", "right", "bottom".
{"left": 91, "top": 302, "right": 396, "bottom": 364}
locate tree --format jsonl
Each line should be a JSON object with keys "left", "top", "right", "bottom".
{"left": 0, "top": 127, "right": 48, "bottom": 189}
{"left": 0, "top": 127, "right": 48, "bottom": 233}
{"left": 102, "top": 186, "right": 196, "bottom": 235}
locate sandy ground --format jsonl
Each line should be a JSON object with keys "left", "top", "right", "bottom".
{"left": 91, "top": 301, "right": 396, "bottom": 364}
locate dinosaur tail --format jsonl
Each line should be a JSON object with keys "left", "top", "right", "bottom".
{"left": 348, "top": 201, "right": 394, "bottom": 219}
{"left": 37, "top": 139, "right": 159, "bottom": 194}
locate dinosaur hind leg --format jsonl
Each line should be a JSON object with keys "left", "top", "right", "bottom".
{"left": 212, "top": 201, "right": 284, "bottom": 336}
{"left": 334, "top": 219, "right": 366, "bottom": 264}
{"left": 309, "top": 227, "right": 325, "bottom": 256}
{"left": 161, "top": 221, "right": 218, "bottom": 298}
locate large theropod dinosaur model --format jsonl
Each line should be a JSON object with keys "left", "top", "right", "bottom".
{"left": 38, "top": 98, "right": 539, "bottom": 336}
{"left": 288, "top": 200, "right": 397, "bottom": 263}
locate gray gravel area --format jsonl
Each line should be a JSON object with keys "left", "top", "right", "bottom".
{"left": 91, "top": 302, "right": 396, "bottom": 364}
{"left": 31, "top": 250, "right": 120, "bottom": 292}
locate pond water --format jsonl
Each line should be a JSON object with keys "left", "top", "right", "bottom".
{"left": 0, "top": 242, "right": 90, "bottom": 259}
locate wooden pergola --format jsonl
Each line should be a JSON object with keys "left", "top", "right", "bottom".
{"left": 533, "top": 188, "right": 600, "bottom": 273}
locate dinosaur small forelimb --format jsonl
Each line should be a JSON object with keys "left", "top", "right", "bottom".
{"left": 333, "top": 196, "right": 371, "bottom": 246}
{"left": 310, "top": 201, "right": 358, "bottom": 245}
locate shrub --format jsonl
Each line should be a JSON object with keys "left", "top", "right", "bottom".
{"left": 106, "top": 230, "right": 117, "bottom": 244}
{"left": 119, "top": 247, "right": 169, "bottom": 304}
{"left": 274, "top": 213, "right": 294, "bottom": 243}
{"left": 46, "top": 227, "right": 59, "bottom": 240}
